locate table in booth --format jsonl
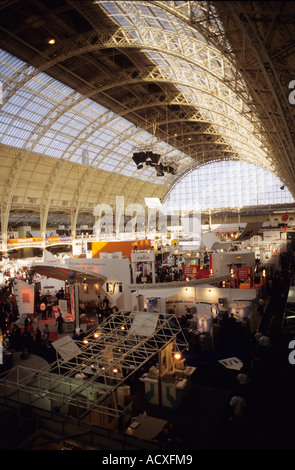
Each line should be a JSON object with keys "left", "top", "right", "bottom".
{"left": 125, "top": 413, "right": 168, "bottom": 441}
{"left": 64, "top": 318, "right": 74, "bottom": 333}
{"left": 140, "top": 365, "right": 196, "bottom": 409}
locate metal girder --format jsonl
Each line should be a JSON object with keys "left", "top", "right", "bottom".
{"left": 0, "top": 311, "right": 188, "bottom": 420}
{"left": 0, "top": 0, "right": 295, "bottom": 225}
{"left": 220, "top": 2, "right": 295, "bottom": 181}
{"left": 2, "top": 1, "right": 269, "bottom": 161}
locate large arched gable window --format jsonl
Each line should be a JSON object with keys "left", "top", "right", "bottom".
{"left": 163, "top": 160, "right": 294, "bottom": 212}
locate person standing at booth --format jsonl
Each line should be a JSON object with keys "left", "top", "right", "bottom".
{"left": 56, "top": 312, "right": 64, "bottom": 334}
{"left": 40, "top": 301, "right": 46, "bottom": 320}
{"left": 42, "top": 324, "right": 50, "bottom": 348}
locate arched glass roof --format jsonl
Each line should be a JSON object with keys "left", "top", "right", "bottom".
{"left": 163, "top": 160, "right": 295, "bottom": 212}
{"left": 0, "top": 48, "right": 192, "bottom": 185}
{"left": 100, "top": 0, "right": 276, "bottom": 174}
{"left": 0, "top": 0, "right": 294, "bottom": 217}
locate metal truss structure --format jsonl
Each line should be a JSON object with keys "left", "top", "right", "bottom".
{"left": 0, "top": 1, "right": 294, "bottom": 234}
{"left": 0, "top": 311, "right": 188, "bottom": 423}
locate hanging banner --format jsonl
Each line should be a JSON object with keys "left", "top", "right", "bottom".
{"left": 59, "top": 299, "right": 68, "bottom": 318}
{"left": 234, "top": 222, "right": 263, "bottom": 241}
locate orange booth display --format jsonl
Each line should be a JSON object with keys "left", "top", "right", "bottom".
{"left": 237, "top": 266, "right": 253, "bottom": 289}
{"left": 7, "top": 237, "right": 43, "bottom": 244}
{"left": 92, "top": 240, "right": 152, "bottom": 260}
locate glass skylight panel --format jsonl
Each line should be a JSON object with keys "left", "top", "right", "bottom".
{"left": 77, "top": 98, "right": 109, "bottom": 117}
{"left": 120, "top": 168, "right": 135, "bottom": 177}
{"left": 2, "top": 136, "right": 24, "bottom": 147}
{"left": 0, "top": 3, "right": 273, "bottom": 191}
{"left": 163, "top": 160, "right": 295, "bottom": 211}
{"left": 99, "top": 128, "right": 117, "bottom": 139}
{"left": 6, "top": 126, "right": 31, "bottom": 140}
{"left": 134, "top": 3, "right": 152, "bottom": 17}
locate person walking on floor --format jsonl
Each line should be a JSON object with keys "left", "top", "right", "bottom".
{"left": 56, "top": 312, "right": 64, "bottom": 334}
{"left": 42, "top": 323, "right": 50, "bottom": 348}
{"left": 40, "top": 301, "right": 47, "bottom": 320}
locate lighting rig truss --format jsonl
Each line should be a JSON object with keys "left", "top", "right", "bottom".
{"left": 0, "top": 311, "right": 188, "bottom": 424}
{"left": 132, "top": 148, "right": 178, "bottom": 176}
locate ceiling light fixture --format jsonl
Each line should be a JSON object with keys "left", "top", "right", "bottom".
{"left": 132, "top": 149, "right": 178, "bottom": 177}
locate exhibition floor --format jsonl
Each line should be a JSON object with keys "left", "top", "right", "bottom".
{"left": 2, "top": 301, "right": 295, "bottom": 451}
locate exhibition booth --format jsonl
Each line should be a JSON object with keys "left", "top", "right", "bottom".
{"left": 131, "top": 281, "right": 258, "bottom": 354}
{"left": 132, "top": 284, "right": 256, "bottom": 323}
{"left": 139, "top": 339, "right": 196, "bottom": 409}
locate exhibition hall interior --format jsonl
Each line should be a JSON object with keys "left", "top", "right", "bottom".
{"left": 1, "top": 0, "right": 295, "bottom": 452}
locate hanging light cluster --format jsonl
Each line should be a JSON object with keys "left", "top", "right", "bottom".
{"left": 132, "top": 150, "right": 178, "bottom": 176}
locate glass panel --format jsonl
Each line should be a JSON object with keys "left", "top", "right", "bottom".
{"left": 0, "top": 48, "right": 191, "bottom": 183}
{"left": 163, "top": 160, "right": 294, "bottom": 211}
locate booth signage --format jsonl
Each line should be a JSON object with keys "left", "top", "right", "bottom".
{"left": 131, "top": 252, "right": 155, "bottom": 262}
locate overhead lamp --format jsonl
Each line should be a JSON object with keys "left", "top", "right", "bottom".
{"left": 146, "top": 151, "right": 160, "bottom": 167}
{"left": 132, "top": 152, "right": 146, "bottom": 169}
{"left": 156, "top": 163, "right": 165, "bottom": 177}
{"left": 68, "top": 270, "right": 76, "bottom": 285}
{"left": 166, "top": 163, "right": 178, "bottom": 175}
{"left": 132, "top": 150, "right": 177, "bottom": 177}
{"left": 145, "top": 151, "right": 153, "bottom": 166}
{"left": 48, "top": 38, "right": 56, "bottom": 45}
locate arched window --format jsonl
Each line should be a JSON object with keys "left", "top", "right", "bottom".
{"left": 163, "top": 160, "right": 294, "bottom": 211}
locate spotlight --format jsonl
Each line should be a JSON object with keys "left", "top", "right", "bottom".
{"left": 156, "top": 163, "right": 165, "bottom": 177}
{"left": 166, "top": 164, "right": 178, "bottom": 175}
{"left": 150, "top": 152, "right": 161, "bottom": 166}
{"left": 146, "top": 151, "right": 161, "bottom": 167}
{"left": 132, "top": 152, "right": 146, "bottom": 169}
{"left": 145, "top": 151, "right": 153, "bottom": 166}
{"left": 68, "top": 270, "right": 76, "bottom": 285}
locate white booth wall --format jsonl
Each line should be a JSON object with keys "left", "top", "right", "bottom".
{"left": 193, "top": 285, "right": 257, "bottom": 305}
{"left": 40, "top": 277, "right": 65, "bottom": 296}
{"left": 131, "top": 284, "right": 258, "bottom": 330}
{"left": 210, "top": 251, "right": 255, "bottom": 276}
{"left": 132, "top": 285, "right": 256, "bottom": 313}
{"left": 67, "top": 257, "right": 131, "bottom": 310}
{"left": 131, "top": 286, "right": 196, "bottom": 317}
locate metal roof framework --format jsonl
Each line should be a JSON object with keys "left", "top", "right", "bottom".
{"left": 0, "top": 1, "right": 295, "bottom": 232}
{"left": 0, "top": 311, "right": 188, "bottom": 421}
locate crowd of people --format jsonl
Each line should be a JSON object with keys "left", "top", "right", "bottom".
{"left": 221, "top": 254, "right": 295, "bottom": 449}
{"left": 0, "top": 282, "right": 119, "bottom": 363}
{"left": 135, "top": 263, "right": 184, "bottom": 284}
{"left": 8, "top": 319, "right": 52, "bottom": 358}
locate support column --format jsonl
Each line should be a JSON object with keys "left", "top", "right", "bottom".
{"left": 73, "top": 283, "right": 80, "bottom": 332}
{"left": 40, "top": 204, "right": 48, "bottom": 243}
{"left": 71, "top": 209, "right": 78, "bottom": 240}
{"left": 1, "top": 203, "right": 9, "bottom": 252}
